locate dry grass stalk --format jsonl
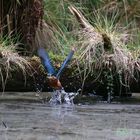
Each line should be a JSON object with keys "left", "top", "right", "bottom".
{"left": 0, "top": 43, "right": 32, "bottom": 93}
{"left": 69, "top": 5, "right": 140, "bottom": 91}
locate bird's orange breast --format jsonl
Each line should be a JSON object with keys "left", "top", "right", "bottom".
{"left": 47, "top": 76, "right": 62, "bottom": 90}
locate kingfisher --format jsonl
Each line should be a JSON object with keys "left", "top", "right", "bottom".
{"left": 38, "top": 48, "right": 74, "bottom": 90}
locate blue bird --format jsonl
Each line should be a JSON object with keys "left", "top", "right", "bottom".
{"left": 38, "top": 48, "right": 74, "bottom": 90}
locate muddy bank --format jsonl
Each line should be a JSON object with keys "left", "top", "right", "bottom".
{"left": 0, "top": 92, "right": 140, "bottom": 105}
{"left": 0, "top": 56, "right": 140, "bottom": 96}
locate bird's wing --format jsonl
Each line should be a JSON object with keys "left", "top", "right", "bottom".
{"left": 56, "top": 50, "right": 74, "bottom": 79}
{"left": 38, "top": 48, "right": 56, "bottom": 75}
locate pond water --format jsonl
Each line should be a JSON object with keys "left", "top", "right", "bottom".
{"left": 0, "top": 101, "right": 140, "bottom": 140}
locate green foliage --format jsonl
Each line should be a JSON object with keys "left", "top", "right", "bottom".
{"left": 43, "top": 0, "right": 140, "bottom": 53}
{"left": 0, "top": 35, "right": 21, "bottom": 46}
{"left": 43, "top": 0, "right": 104, "bottom": 54}
{"left": 43, "top": 0, "right": 102, "bottom": 29}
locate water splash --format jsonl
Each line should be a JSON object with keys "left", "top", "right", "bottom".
{"left": 49, "top": 90, "right": 62, "bottom": 105}
{"left": 49, "top": 88, "right": 79, "bottom": 105}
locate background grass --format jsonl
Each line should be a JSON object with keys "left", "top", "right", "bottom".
{"left": 0, "top": 0, "right": 140, "bottom": 94}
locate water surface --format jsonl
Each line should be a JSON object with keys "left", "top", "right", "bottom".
{"left": 0, "top": 101, "right": 140, "bottom": 140}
